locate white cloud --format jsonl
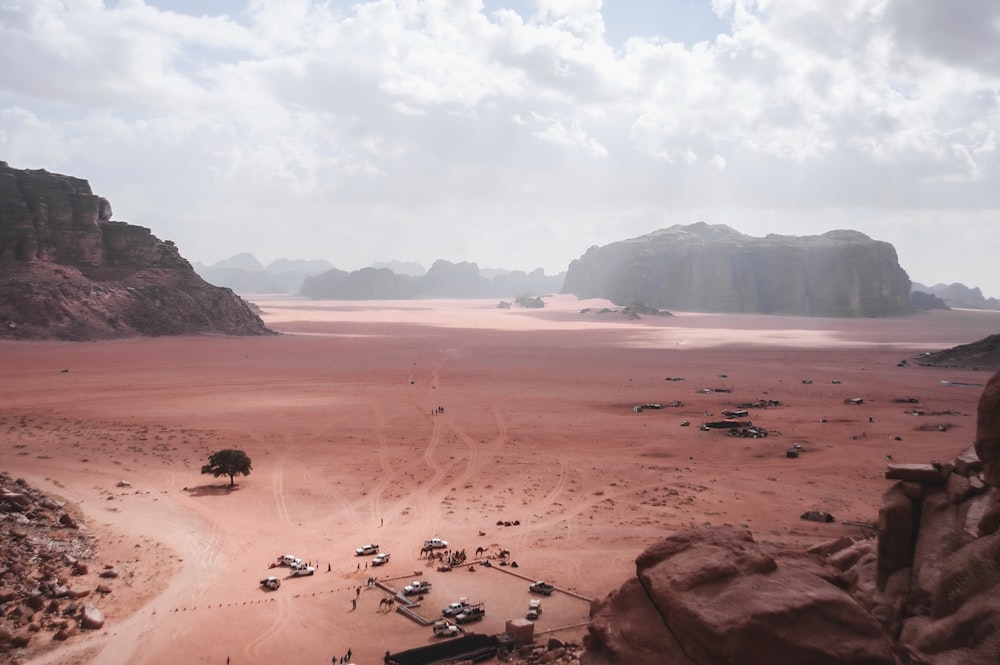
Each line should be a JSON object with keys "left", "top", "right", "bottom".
{"left": 1, "top": 0, "right": 998, "bottom": 296}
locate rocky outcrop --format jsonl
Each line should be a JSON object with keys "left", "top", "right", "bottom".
{"left": 0, "top": 162, "right": 273, "bottom": 339}
{"left": 0, "top": 472, "right": 110, "bottom": 658}
{"left": 911, "top": 334, "right": 1000, "bottom": 370}
{"left": 910, "top": 291, "right": 949, "bottom": 311}
{"left": 563, "top": 223, "right": 912, "bottom": 317}
{"left": 583, "top": 370, "right": 1000, "bottom": 665}
{"left": 583, "top": 527, "right": 897, "bottom": 665}
{"left": 976, "top": 370, "right": 1000, "bottom": 487}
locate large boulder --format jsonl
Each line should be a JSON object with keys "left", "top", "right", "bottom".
{"left": 975, "top": 369, "right": 1000, "bottom": 487}
{"left": 583, "top": 527, "right": 896, "bottom": 665}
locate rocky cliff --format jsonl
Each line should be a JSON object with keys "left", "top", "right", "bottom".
{"left": 582, "top": 369, "right": 1000, "bottom": 665}
{"left": 0, "top": 162, "right": 272, "bottom": 340}
{"left": 563, "top": 223, "right": 913, "bottom": 317}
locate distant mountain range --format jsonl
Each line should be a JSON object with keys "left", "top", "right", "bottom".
{"left": 193, "top": 255, "right": 566, "bottom": 299}
{"left": 910, "top": 282, "right": 1000, "bottom": 310}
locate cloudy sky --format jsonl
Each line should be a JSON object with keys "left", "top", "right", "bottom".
{"left": 2, "top": 0, "right": 998, "bottom": 295}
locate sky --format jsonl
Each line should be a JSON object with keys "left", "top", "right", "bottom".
{"left": 1, "top": 0, "right": 998, "bottom": 296}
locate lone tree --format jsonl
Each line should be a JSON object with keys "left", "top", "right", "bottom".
{"left": 201, "top": 449, "right": 252, "bottom": 486}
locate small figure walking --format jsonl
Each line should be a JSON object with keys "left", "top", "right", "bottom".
{"left": 351, "top": 598, "right": 357, "bottom": 610}
{"left": 356, "top": 562, "right": 360, "bottom": 571}
{"left": 356, "top": 586, "right": 361, "bottom": 597}
{"left": 380, "top": 517, "right": 384, "bottom": 527}
{"left": 227, "top": 658, "right": 230, "bottom": 665}
{"left": 347, "top": 648, "right": 352, "bottom": 661}
{"left": 328, "top": 563, "right": 331, "bottom": 572}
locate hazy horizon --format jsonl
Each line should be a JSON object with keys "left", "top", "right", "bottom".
{"left": 2, "top": 1, "right": 998, "bottom": 295}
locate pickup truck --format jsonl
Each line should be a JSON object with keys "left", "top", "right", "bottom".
{"left": 371, "top": 552, "right": 391, "bottom": 566}
{"left": 529, "top": 581, "right": 555, "bottom": 595}
{"left": 432, "top": 620, "right": 461, "bottom": 637}
{"left": 260, "top": 576, "right": 281, "bottom": 590}
{"left": 423, "top": 538, "right": 448, "bottom": 549}
{"left": 276, "top": 554, "right": 302, "bottom": 567}
{"left": 290, "top": 564, "right": 316, "bottom": 577}
{"left": 454, "top": 602, "right": 485, "bottom": 624}
{"left": 403, "top": 580, "right": 432, "bottom": 595}
{"left": 442, "top": 598, "right": 470, "bottom": 617}
{"left": 527, "top": 598, "right": 542, "bottom": 620}
{"left": 355, "top": 544, "right": 379, "bottom": 556}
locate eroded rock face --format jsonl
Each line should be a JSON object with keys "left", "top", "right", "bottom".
{"left": 975, "top": 369, "right": 1000, "bottom": 487}
{"left": 563, "top": 223, "right": 912, "bottom": 317}
{"left": 585, "top": 455, "right": 1000, "bottom": 665}
{"left": 583, "top": 527, "right": 896, "bottom": 665}
{"left": 0, "top": 161, "right": 273, "bottom": 340}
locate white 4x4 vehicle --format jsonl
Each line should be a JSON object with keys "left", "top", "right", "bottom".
{"left": 442, "top": 598, "right": 470, "bottom": 617}
{"left": 276, "top": 554, "right": 302, "bottom": 567}
{"left": 423, "top": 538, "right": 448, "bottom": 549}
{"left": 355, "top": 544, "right": 379, "bottom": 556}
{"left": 433, "top": 620, "right": 460, "bottom": 637}
{"left": 290, "top": 563, "right": 316, "bottom": 577}
{"left": 403, "top": 580, "right": 432, "bottom": 595}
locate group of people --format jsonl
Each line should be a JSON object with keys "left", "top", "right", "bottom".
{"left": 332, "top": 648, "right": 352, "bottom": 664}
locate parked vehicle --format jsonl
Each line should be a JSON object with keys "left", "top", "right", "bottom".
{"left": 355, "top": 544, "right": 379, "bottom": 556}
{"left": 260, "top": 576, "right": 281, "bottom": 590}
{"left": 276, "top": 554, "right": 302, "bottom": 567}
{"left": 529, "top": 580, "right": 555, "bottom": 595}
{"left": 403, "top": 579, "right": 432, "bottom": 595}
{"left": 454, "top": 602, "right": 485, "bottom": 624}
{"left": 372, "top": 552, "right": 391, "bottom": 566}
{"left": 290, "top": 563, "right": 316, "bottom": 577}
{"left": 423, "top": 538, "right": 448, "bottom": 549}
{"left": 433, "top": 620, "right": 461, "bottom": 637}
{"left": 527, "top": 598, "right": 542, "bottom": 620}
{"left": 442, "top": 598, "right": 470, "bottom": 617}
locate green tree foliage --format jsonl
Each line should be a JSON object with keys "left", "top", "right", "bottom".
{"left": 201, "top": 449, "right": 252, "bottom": 486}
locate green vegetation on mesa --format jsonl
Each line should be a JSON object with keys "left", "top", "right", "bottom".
{"left": 201, "top": 449, "right": 252, "bottom": 486}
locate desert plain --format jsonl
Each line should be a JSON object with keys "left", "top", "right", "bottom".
{"left": 2, "top": 295, "right": 999, "bottom": 665}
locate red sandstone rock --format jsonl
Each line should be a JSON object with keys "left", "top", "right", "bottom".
{"left": 975, "top": 370, "right": 1000, "bottom": 487}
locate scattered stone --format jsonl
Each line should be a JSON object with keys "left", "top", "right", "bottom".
{"left": 80, "top": 603, "right": 105, "bottom": 630}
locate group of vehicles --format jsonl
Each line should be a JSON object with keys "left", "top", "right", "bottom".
{"left": 259, "top": 554, "right": 315, "bottom": 589}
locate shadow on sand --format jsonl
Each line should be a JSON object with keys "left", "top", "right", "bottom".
{"left": 184, "top": 483, "right": 244, "bottom": 497}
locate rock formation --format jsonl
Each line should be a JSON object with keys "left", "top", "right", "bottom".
{"left": 976, "top": 370, "right": 1000, "bottom": 487}
{"left": 910, "top": 333, "right": 1000, "bottom": 370}
{"left": 0, "top": 162, "right": 272, "bottom": 339}
{"left": 583, "top": 369, "right": 1000, "bottom": 665}
{"left": 563, "top": 223, "right": 913, "bottom": 317}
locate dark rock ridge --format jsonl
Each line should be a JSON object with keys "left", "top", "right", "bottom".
{"left": 910, "top": 290, "right": 949, "bottom": 311}
{"left": 912, "top": 282, "right": 1000, "bottom": 310}
{"left": 300, "top": 259, "right": 565, "bottom": 300}
{"left": 582, "top": 370, "right": 1000, "bottom": 665}
{"left": 910, "top": 333, "right": 1000, "bottom": 370}
{"left": 0, "top": 162, "right": 272, "bottom": 340}
{"left": 563, "top": 222, "right": 912, "bottom": 317}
